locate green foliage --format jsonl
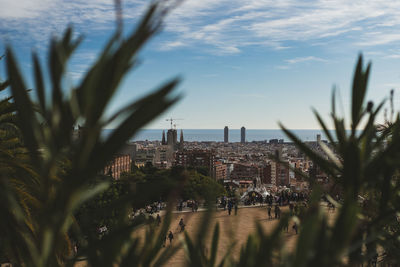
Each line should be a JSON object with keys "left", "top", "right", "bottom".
{"left": 2, "top": 2, "right": 182, "bottom": 266}
{"left": 121, "top": 167, "right": 225, "bottom": 207}
{"left": 75, "top": 175, "right": 128, "bottom": 238}
{"left": 277, "top": 55, "right": 400, "bottom": 266}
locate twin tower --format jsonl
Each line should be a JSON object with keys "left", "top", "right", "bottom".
{"left": 224, "top": 126, "right": 246, "bottom": 143}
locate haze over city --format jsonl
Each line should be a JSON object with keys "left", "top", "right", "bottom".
{"left": 2, "top": 0, "right": 400, "bottom": 129}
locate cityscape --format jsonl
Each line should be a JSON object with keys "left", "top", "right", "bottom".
{"left": 102, "top": 123, "right": 328, "bottom": 193}
{"left": 2, "top": 0, "right": 400, "bottom": 266}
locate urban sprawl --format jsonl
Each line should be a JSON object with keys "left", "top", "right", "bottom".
{"left": 99, "top": 126, "right": 330, "bottom": 195}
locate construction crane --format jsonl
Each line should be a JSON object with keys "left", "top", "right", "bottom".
{"left": 166, "top": 118, "right": 183, "bottom": 129}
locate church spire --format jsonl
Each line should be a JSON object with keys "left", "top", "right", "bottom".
{"left": 179, "top": 129, "right": 184, "bottom": 150}
{"left": 162, "top": 130, "right": 166, "bottom": 145}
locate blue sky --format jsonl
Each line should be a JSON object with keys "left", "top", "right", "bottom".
{"left": 1, "top": 0, "right": 400, "bottom": 129}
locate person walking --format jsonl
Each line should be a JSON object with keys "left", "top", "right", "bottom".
{"left": 179, "top": 218, "right": 185, "bottom": 232}
{"left": 168, "top": 231, "right": 174, "bottom": 244}
{"left": 228, "top": 200, "right": 233, "bottom": 215}
{"left": 274, "top": 205, "right": 278, "bottom": 219}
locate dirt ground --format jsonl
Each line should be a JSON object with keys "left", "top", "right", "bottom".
{"left": 157, "top": 205, "right": 301, "bottom": 266}
{"left": 75, "top": 204, "right": 336, "bottom": 266}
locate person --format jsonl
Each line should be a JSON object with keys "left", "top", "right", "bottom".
{"left": 179, "top": 218, "right": 185, "bottom": 232}
{"left": 274, "top": 205, "right": 279, "bottom": 219}
{"left": 289, "top": 202, "right": 294, "bottom": 216}
{"left": 168, "top": 231, "right": 174, "bottom": 244}
{"left": 283, "top": 220, "right": 289, "bottom": 232}
{"left": 179, "top": 201, "right": 183, "bottom": 211}
{"left": 228, "top": 200, "right": 233, "bottom": 215}
{"left": 234, "top": 202, "right": 238, "bottom": 215}
{"left": 267, "top": 206, "right": 272, "bottom": 220}
{"left": 292, "top": 222, "right": 298, "bottom": 234}
{"left": 162, "top": 234, "right": 167, "bottom": 247}
{"left": 156, "top": 214, "right": 161, "bottom": 226}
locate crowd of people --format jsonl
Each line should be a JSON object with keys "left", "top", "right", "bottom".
{"left": 217, "top": 196, "right": 239, "bottom": 215}
{"left": 153, "top": 190, "right": 311, "bottom": 247}
{"left": 264, "top": 191, "right": 308, "bottom": 206}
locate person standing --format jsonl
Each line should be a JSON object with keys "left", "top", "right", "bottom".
{"left": 268, "top": 206, "right": 272, "bottom": 220}
{"left": 293, "top": 222, "right": 298, "bottom": 234}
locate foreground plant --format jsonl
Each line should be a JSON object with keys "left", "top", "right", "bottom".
{"left": 3, "top": 2, "right": 182, "bottom": 266}
{"left": 278, "top": 56, "right": 400, "bottom": 266}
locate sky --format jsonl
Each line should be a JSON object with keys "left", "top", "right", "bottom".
{"left": 1, "top": 0, "right": 400, "bottom": 130}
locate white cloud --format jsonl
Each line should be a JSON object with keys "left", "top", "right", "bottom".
{"left": 163, "top": 0, "right": 400, "bottom": 53}
{"left": 0, "top": 0, "right": 146, "bottom": 47}
{"left": 2, "top": 0, "right": 400, "bottom": 53}
{"left": 159, "top": 40, "right": 186, "bottom": 50}
{"left": 0, "top": 0, "right": 54, "bottom": 19}
{"left": 386, "top": 54, "right": 400, "bottom": 59}
{"left": 285, "top": 56, "right": 327, "bottom": 64}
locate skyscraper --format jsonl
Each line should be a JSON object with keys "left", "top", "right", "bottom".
{"left": 224, "top": 126, "right": 229, "bottom": 143}
{"left": 241, "top": 126, "right": 246, "bottom": 143}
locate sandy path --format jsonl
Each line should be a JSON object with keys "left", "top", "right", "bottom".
{"left": 156, "top": 205, "right": 299, "bottom": 266}
{"left": 75, "top": 204, "right": 336, "bottom": 266}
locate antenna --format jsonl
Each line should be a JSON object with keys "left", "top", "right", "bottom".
{"left": 165, "top": 118, "right": 183, "bottom": 129}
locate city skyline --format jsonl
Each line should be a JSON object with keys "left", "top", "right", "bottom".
{"left": 1, "top": 1, "right": 400, "bottom": 129}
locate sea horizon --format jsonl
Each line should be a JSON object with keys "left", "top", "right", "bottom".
{"left": 103, "top": 128, "right": 342, "bottom": 142}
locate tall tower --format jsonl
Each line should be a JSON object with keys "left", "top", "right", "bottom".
{"left": 241, "top": 126, "right": 246, "bottom": 144}
{"left": 179, "top": 129, "right": 184, "bottom": 150}
{"left": 162, "top": 130, "right": 166, "bottom": 145}
{"left": 167, "top": 129, "right": 177, "bottom": 146}
{"left": 224, "top": 126, "right": 229, "bottom": 143}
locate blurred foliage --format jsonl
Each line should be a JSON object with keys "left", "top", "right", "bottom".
{"left": 1, "top": 2, "right": 183, "bottom": 266}
{"left": 121, "top": 166, "right": 226, "bottom": 208}
{"left": 75, "top": 175, "right": 128, "bottom": 239}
